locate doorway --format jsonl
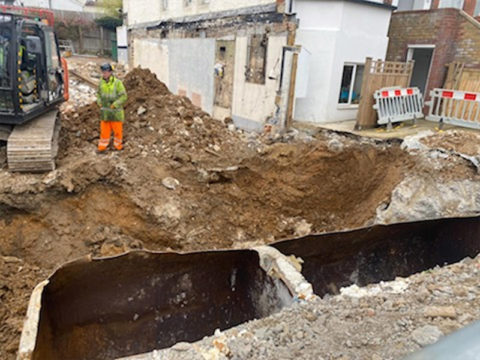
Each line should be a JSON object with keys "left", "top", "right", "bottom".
{"left": 407, "top": 46, "right": 434, "bottom": 97}
{"left": 213, "top": 40, "right": 236, "bottom": 120}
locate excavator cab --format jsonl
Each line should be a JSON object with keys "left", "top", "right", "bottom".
{"left": 0, "top": 13, "right": 65, "bottom": 124}
{"left": 0, "top": 9, "right": 68, "bottom": 172}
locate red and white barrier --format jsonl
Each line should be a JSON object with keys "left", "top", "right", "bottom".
{"left": 427, "top": 89, "right": 480, "bottom": 129}
{"left": 380, "top": 88, "right": 416, "bottom": 98}
{"left": 373, "top": 87, "right": 424, "bottom": 126}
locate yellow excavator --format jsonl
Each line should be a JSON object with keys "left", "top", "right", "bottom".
{"left": 0, "top": 5, "right": 68, "bottom": 172}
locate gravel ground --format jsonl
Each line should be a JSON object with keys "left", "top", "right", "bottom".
{"left": 139, "top": 254, "right": 480, "bottom": 360}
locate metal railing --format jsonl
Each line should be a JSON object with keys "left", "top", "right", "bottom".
{"left": 373, "top": 87, "right": 424, "bottom": 128}
{"left": 426, "top": 88, "right": 480, "bottom": 129}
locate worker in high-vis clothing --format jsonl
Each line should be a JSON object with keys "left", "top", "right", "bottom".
{"left": 96, "top": 63, "right": 127, "bottom": 152}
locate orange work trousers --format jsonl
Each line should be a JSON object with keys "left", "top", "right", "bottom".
{"left": 98, "top": 121, "right": 123, "bottom": 151}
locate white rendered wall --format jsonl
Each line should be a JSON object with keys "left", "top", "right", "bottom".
{"left": 125, "top": 0, "right": 276, "bottom": 26}
{"left": 133, "top": 39, "right": 170, "bottom": 87}
{"left": 293, "top": 0, "right": 391, "bottom": 123}
{"left": 231, "top": 35, "right": 287, "bottom": 131}
{"left": 19, "top": 0, "right": 83, "bottom": 11}
{"left": 133, "top": 38, "right": 216, "bottom": 115}
{"left": 124, "top": 0, "right": 162, "bottom": 26}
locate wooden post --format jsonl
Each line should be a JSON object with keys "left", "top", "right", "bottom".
{"left": 286, "top": 50, "right": 299, "bottom": 128}
{"left": 407, "top": 60, "right": 415, "bottom": 86}
{"left": 355, "top": 57, "right": 373, "bottom": 130}
{"left": 100, "top": 26, "right": 105, "bottom": 56}
{"left": 355, "top": 57, "right": 414, "bottom": 130}
{"left": 78, "top": 25, "right": 84, "bottom": 54}
{"left": 287, "top": 21, "right": 296, "bottom": 47}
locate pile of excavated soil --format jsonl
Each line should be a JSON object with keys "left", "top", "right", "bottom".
{"left": 60, "top": 68, "right": 245, "bottom": 162}
{"left": 0, "top": 68, "right": 479, "bottom": 359}
{"left": 421, "top": 129, "right": 480, "bottom": 156}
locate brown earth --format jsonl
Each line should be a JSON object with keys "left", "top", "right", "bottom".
{"left": 421, "top": 129, "right": 480, "bottom": 156}
{"left": 0, "top": 69, "right": 478, "bottom": 359}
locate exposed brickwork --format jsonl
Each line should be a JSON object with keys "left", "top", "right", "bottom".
{"left": 430, "top": 0, "right": 478, "bottom": 14}
{"left": 463, "top": 0, "right": 477, "bottom": 16}
{"left": 191, "top": 92, "right": 202, "bottom": 107}
{"left": 387, "top": 9, "right": 480, "bottom": 97}
{"left": 127, "top": 10, "right": 291, "bottom": 65}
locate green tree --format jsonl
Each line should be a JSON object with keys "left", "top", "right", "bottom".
{"left": 98, "top": 0, "right": 123, "bottom": 19}
{"left": 95, "top": 0, "right": 123, "bottom": 29}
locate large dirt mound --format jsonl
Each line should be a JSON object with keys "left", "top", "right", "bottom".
{"left": 60, "top": 68, "right": 243, "bottom": 161}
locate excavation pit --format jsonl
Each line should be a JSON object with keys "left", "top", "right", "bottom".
{"left": 21, "top": 250, "right": 292, "bottom": 360}
{"left": 273, "top": 216, "right": 480, "bottom": 296}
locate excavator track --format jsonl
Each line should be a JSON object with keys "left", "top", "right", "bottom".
{"left": 7, "top": 109, "right": 60, "bottom": 172}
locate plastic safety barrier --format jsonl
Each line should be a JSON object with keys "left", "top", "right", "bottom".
{"left": 373, "top": 87, "right": 424, "bottom": 127}
{"left": 426, "top": 88, "right": 480, "bottom": 129}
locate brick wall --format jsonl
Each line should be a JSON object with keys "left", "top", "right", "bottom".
{"left": 387, "top": 8, "right": 480, "bottom": 95}
{"left": 463, "top": 0, "right": 478, "bottom": 16}
{"left": 456, "top": 14, "right": 480, "bottom": 67}
{"left": 431, "top": 0, "right": 477, "bottom": 15}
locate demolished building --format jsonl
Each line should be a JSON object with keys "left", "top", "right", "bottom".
{"left": 122, "top": 0, "right": 395, "bottom": 130}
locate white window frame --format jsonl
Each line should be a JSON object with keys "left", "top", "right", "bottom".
{"left": 338, "top": 62, "right": 364, "bottom": 109}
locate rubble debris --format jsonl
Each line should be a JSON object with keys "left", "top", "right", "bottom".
{"left": 423, "top": 306, "right": 457, "bottom": 319}
{"left": 162, "top": 177, "right": 180, "bottom": 190}
{"left": 137, "top": 106, "right": 147, "bottom": 116}
{"left": 60, "top": 68, "right": 245, "bottom": 162}
{"left": 411, "top": 325, "right": 444, "bottom": 347}
{"left": 293, "top": 219, "right": 312, "bottom": 237}
{"left": 421, "top": 130, "right": 480, "bottom": 157}
{"left": 376, "top": 177, "right": 480, "bottom": 224}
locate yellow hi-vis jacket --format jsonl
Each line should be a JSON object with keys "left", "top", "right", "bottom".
{"left": 96, "top": 75, "right": 127, "bottom": 122}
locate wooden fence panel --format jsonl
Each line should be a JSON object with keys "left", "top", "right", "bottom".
{"left": 355, "top": 58, "right": 414, "bottom": 129}
{"left": 445, "top": 62, "right": 480, "bottom": 92}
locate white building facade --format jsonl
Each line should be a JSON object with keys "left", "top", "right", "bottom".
{"left": 14, "top": 0, "right": 84, "bottom": 11}
{"left": 293, "top": 0, "right": 393, "bottom": 123}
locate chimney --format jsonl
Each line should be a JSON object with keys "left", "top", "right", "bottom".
{"left": 383, "top": 0, "right": 393, "bottom": 5}
{"left": 463, "top": 0, "right": 477, "bottom": 16}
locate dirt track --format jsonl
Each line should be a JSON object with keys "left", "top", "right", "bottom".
{"left": 0, "top": 68, "right": 479, "bottom": 359}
